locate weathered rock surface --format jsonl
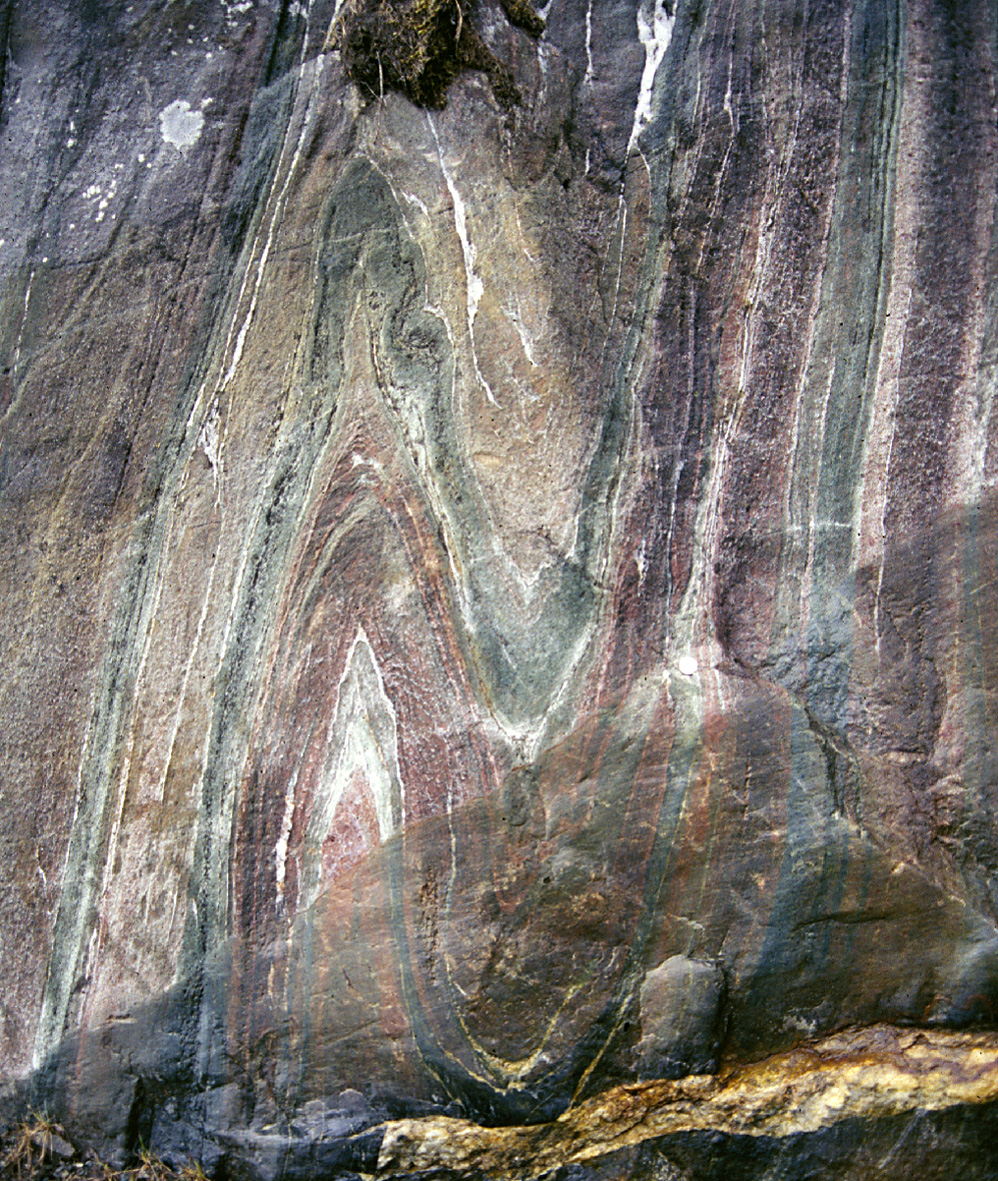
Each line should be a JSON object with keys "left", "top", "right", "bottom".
{"left": 636, "top": 956, "right": 725, "bottom": 1080}
{"left": 3, "top": 0, "right": 998, "bottom": 1176}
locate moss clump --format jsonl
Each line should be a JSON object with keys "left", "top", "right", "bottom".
{"left": 498, "top": 0, "right": 545, "bottom": 37}
{"left": 340, "top": 0, "right": 543, "bottom": 111}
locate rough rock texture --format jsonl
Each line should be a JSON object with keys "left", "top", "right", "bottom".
{"left": 3, "top": 0, "right": 998, "bottom": 1176}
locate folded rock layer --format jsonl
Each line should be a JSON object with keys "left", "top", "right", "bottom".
{"left": 2, "top": 0, "right": 998, "bottom": 1177}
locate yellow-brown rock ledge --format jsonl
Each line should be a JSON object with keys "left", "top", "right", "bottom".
{"left": 376, "top": 1025, "right": 998, "bottom": 1178}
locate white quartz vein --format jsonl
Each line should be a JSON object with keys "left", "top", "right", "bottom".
{"left": 1, "top": 267, "right": 35, "bottom": 429}
{"left": 584, "top": 0, "right": 595, "bottom": 89}
{"left": 627, "top": 0, "right": 675, "bottom": 159}
{"left": 428, "top": 115, "right": 498, "bottom": 406}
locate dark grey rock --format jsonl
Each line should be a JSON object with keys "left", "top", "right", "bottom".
{"left": 636, "top": 956, "right": 726, "bottom": 1080}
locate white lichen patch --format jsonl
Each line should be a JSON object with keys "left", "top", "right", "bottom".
{"left": 158, "top": 99, "right": 205, "bottom": 149}
{"left": 81, "top": 178, "right": 119, "bottom": 224}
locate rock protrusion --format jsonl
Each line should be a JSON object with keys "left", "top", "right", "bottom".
{"left": 636, "top": 957, "right": 726, "bottom": 1080}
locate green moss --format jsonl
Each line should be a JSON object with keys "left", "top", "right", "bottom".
{"left": 340, "top": 0, "right": 543, "bottom": 111}
{"left": 498, "top": 0, "right": 545, "bottom": 37}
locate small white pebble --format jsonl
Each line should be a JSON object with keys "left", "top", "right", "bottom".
{"left": 678, "top": 655, "right": 699, "bottom": 677}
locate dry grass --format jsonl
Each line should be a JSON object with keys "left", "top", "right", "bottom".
{"left": 1, "top": 1115, "right": 66, "bottom": 1180}
{"left": 0, "top": 1121, "right": 209, "bottom": 1181}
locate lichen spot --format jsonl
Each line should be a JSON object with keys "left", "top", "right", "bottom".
{"left": 159, "top": 99, "right": 204, "bottom": 149}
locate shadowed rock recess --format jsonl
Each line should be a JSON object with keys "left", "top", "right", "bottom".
{"left": 3, "top": 0, "right": 998, "bottom": 1176}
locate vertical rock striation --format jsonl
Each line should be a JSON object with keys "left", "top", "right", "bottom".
{"left": 2, "top": 0, "right": 998, "bottom": 1176}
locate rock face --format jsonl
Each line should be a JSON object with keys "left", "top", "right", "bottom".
{"left": 636, "top": 956, "right": 726, "bottom": 1080}
{"left": 2, "top": 0, "right": 998, "bottom": 1176}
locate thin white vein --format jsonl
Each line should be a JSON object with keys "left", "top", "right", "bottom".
{"left": 853, "top": 18, "right": 923, "bottom": 668}
{"left": 694, "top": 37, "right": 737, "bottom": 277}
{"left": 597, "top": 193, "right": 629, "bottom": 372}
{"left": 189, "top": 0, "right": 323, "bottom": 949}
{"left": 12, "top": 266, "right": 33, "bottom": 369}
{"left": 781, "top": 7, "right": 852, "bottom": 630}
{"left": 507, "top": 292, "right": 540, "bottom": 368}
{"left": 196, "top": 400, "right": 222, "bottom": 499}
{"left": 584, "top": 0, "right": 595, "bottom": 88}
{"left": 674, "top": 42, "right": 782, "bottom": 658}
{"left": 176, "top": 2, "right": 325, "bottom": 485}
{"left": 1, "top": 267, "right": 35, "bottom": 429}
{"left": 428, "top": 114, "right": 498, "bottom": 406}
{"left": 158, "top": 530, "right": 222, "bottom": 806}
{"left": 274, "top": 761, "right": 301, "bottom": 904}
{"left": 222, "top": 34, "right": 319, "bottom": 396}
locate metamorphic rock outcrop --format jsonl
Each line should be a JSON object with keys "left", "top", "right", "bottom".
{"left": 3, "top": 0, "right": 998, "bottom": 1178}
